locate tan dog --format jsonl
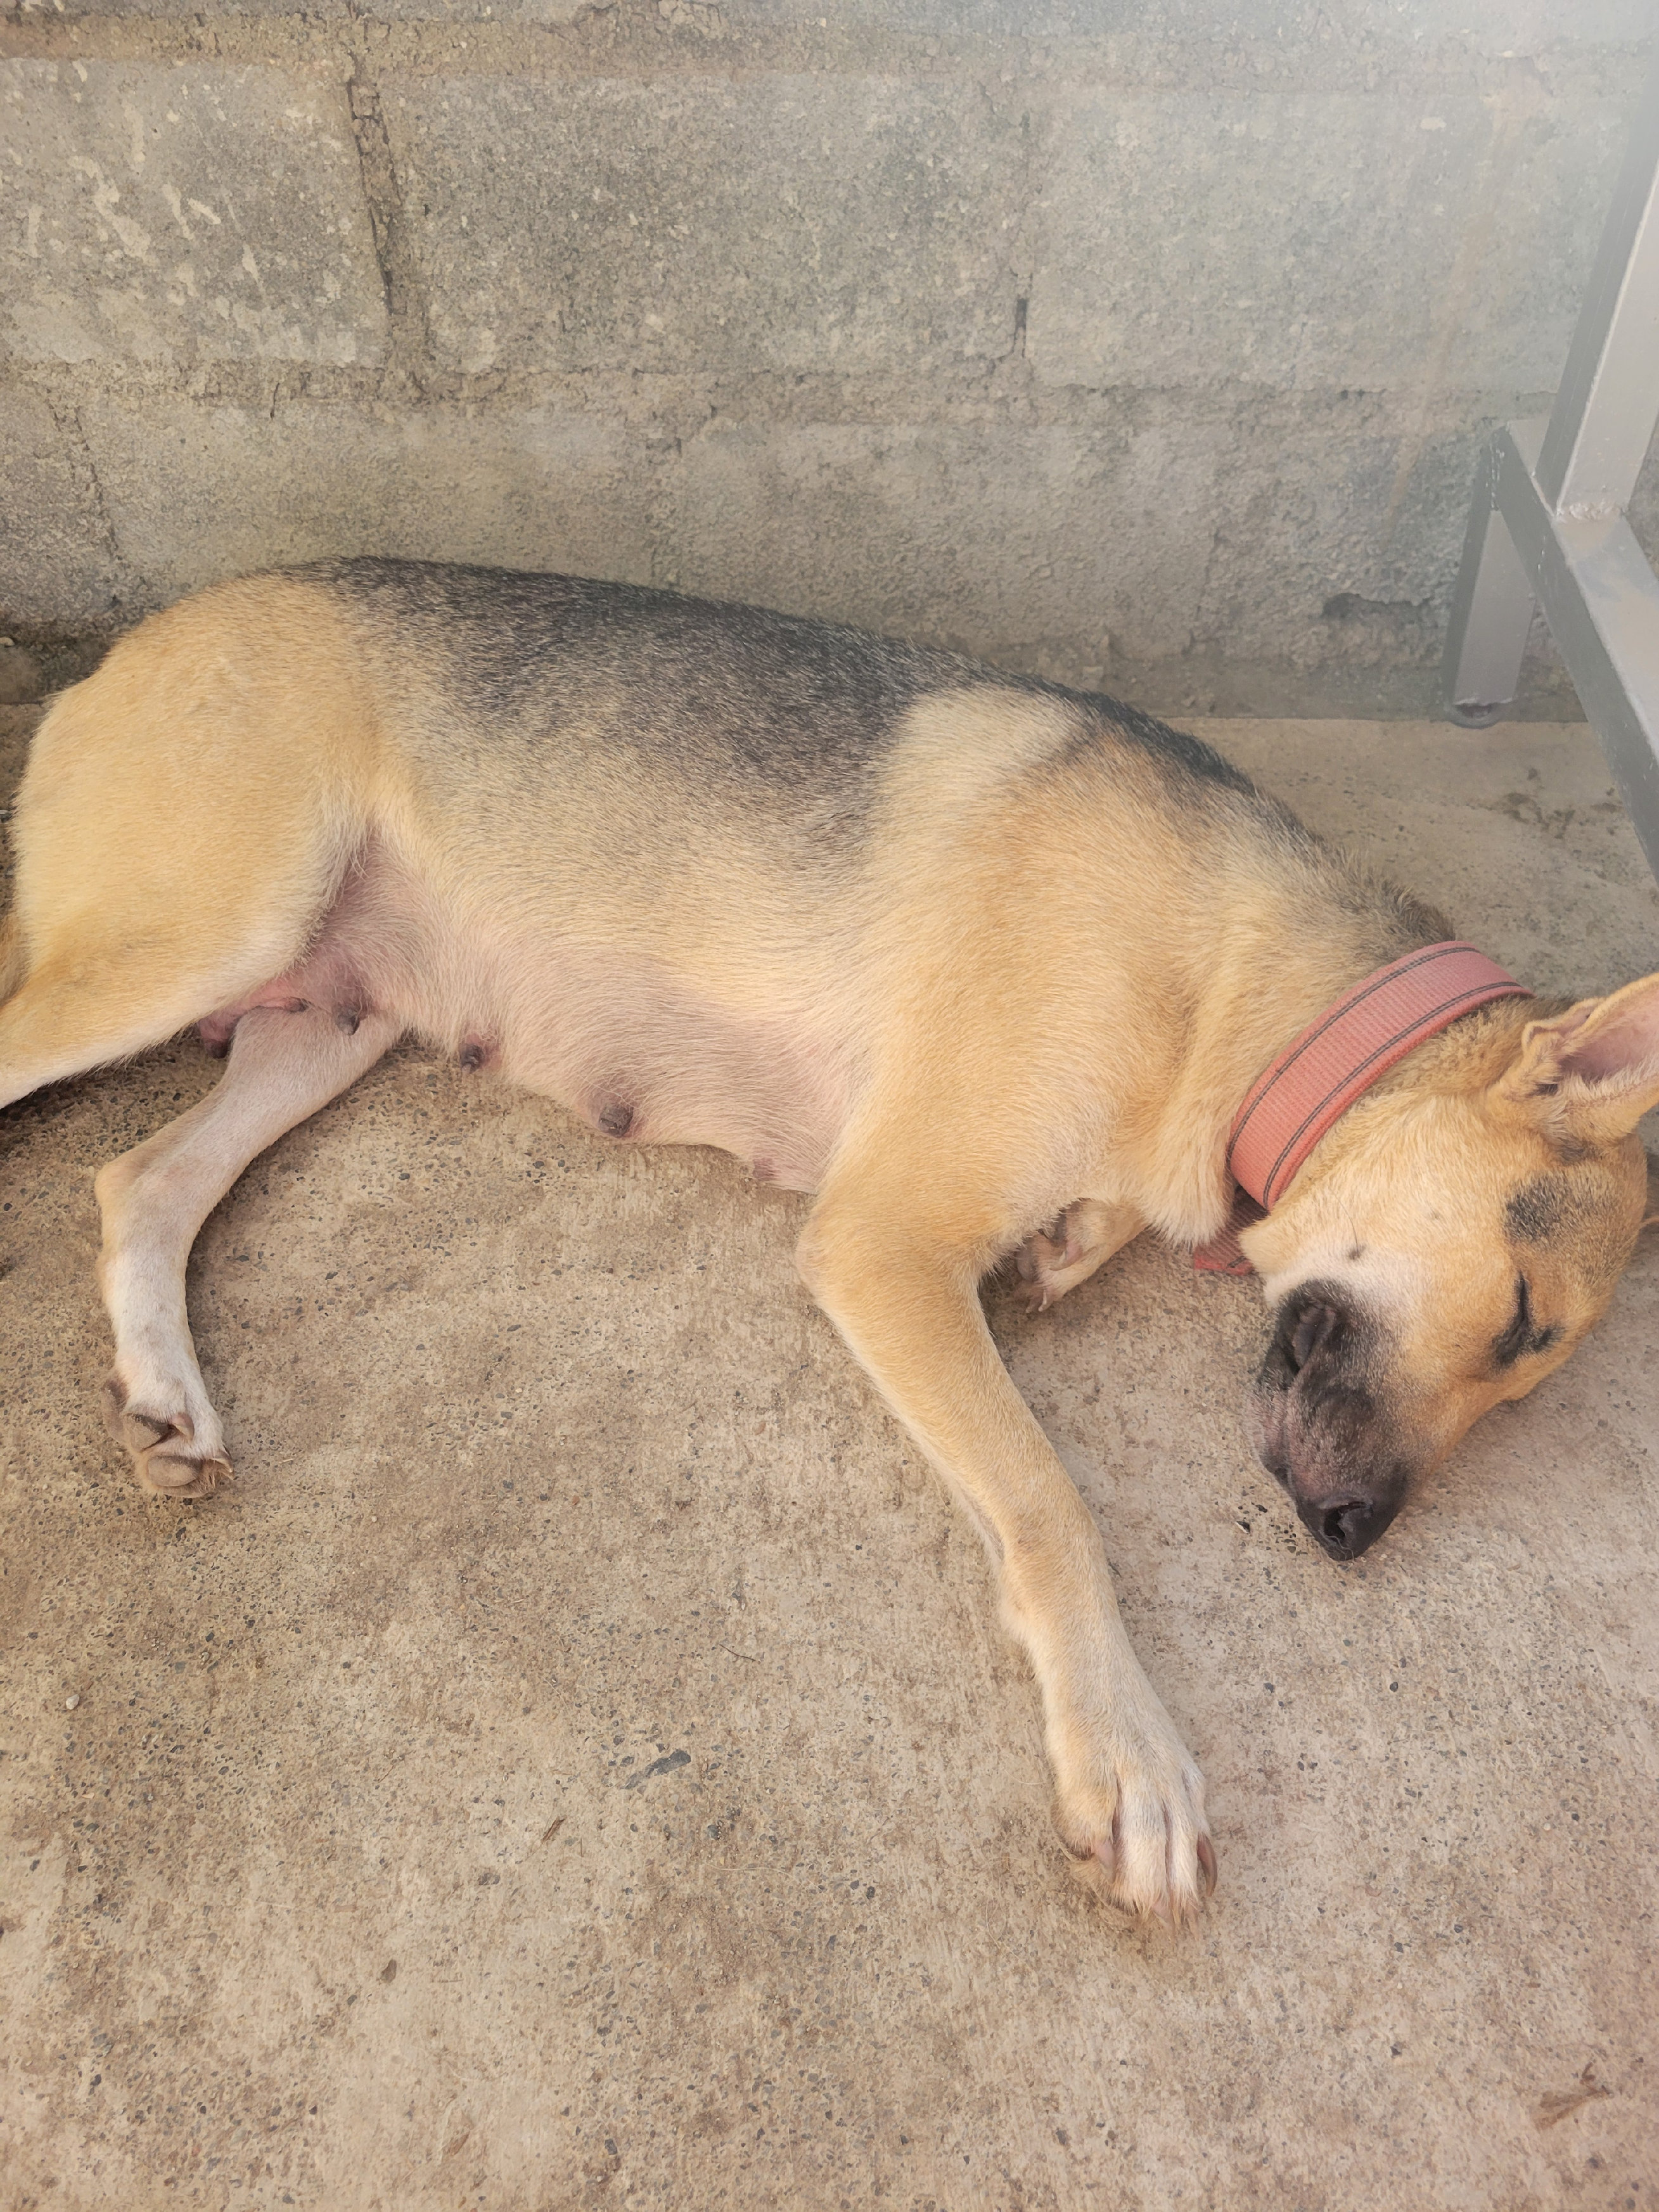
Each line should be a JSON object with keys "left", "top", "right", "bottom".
{"left": 5, "top": 560, "right": 1658, "bottom": 1926}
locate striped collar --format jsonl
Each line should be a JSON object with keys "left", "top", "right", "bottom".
{"left": 1195, "top": 942, "right": 1532, "bottom": 1275}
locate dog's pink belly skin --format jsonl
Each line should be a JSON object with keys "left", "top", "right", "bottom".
{"left": 498, "top": 976, "right": 847, "bottom": 1191}
{"left": 200, "top": 860, "right": 850, "bottom": 1192}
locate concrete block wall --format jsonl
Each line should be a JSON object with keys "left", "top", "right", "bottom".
{"left": 2, "top": 0, "right": 1655, "bottom": 712}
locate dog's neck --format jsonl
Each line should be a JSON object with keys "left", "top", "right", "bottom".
{"left": 1127, "top": 854, "right": 1460, "bottom": 1246}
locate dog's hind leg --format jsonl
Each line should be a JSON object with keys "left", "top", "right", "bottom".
{"left": 0, "top": 943, "right": 236, "bottom": 1112}
{"left": 1, "top": 579, "right": 375, "bottom": 1111}
{"left": 94, "top": 1002, "right": 400, "bottom": 1497}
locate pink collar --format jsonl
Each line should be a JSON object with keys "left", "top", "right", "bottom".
{"left": 1194, "top": 942, "right": 1532, "bottom": 1275}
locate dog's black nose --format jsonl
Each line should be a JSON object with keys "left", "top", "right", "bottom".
{"left": 1300, "top": 1490, "right": 1399, "bottom": 1561}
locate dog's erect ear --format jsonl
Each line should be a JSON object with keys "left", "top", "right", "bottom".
{"left": 1496, "top": 971, "right": 1659, "bottom": 1147}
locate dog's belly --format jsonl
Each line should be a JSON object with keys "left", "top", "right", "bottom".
{"left": 200, "top": 850, "right": 854, "bottom": 1193}
{"left": 492, "top": 945, "right": 850, "bottom": 1189}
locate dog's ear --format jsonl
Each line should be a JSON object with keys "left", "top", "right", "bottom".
{"left": 1495, "top": 971, "right": 1659, "bottom": 1148}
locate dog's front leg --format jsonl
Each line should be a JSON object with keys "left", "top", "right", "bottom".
{"left": 798, "top": 1194, "right": 1215, "bottom": 1924}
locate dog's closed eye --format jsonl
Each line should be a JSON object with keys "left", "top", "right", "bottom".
{"left": 1493, "top": 1275, "right": 1560, "bottom": 1369}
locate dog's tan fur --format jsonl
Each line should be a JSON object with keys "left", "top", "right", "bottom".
{"left": 6, "top": 561, "right": 1658, "bottom": 1927}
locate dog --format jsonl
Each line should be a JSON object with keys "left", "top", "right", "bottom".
{"left": 5, "top": 558, "right": 1657, "bottom": 1926}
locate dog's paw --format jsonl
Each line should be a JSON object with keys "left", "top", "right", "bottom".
{"left": 103, "top": 1377, "right": 233, "bottom": 1499}
{"left": 1010, "top": 1201, "right": 1142, "bottom": 1314}
{"left": 1011, "top": 1217, "right": 1094, "bottom": 1313}
{"left": 1049, "top": 1701, "right": 1215, "bottom": 1927}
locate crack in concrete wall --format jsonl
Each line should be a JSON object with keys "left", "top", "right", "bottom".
{"left": 42, "top": 394, "right": 122, "bottom": 571}
{"left": 347, "top": 67, "right": 435, "bottom": 395}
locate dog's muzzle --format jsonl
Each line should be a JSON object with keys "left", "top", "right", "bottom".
{"left": 1246, "top": 1286, "right": 1411, "bottom": 1562}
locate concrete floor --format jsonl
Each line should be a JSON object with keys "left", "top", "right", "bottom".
{"left": 3, "top": 709, "right": 1657, "bottom": 2212}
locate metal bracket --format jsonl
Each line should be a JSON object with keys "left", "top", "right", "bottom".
{"left": 1441, "top": 52, "right": 1659, "bottom": 879}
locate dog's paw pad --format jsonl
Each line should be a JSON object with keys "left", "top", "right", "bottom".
{"left": 1197, "top": 1834, "right": 1219, "bottom": 1896}
{"left": 103, "top": 1378, "right": 232, "bottom": 1498}
{"left": 138, "top": 1442, "right": 233, "bottom": 1499}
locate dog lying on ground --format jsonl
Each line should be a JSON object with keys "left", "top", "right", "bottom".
{"left": 5, "top": 559, "right": 1658, "bottom": 1925}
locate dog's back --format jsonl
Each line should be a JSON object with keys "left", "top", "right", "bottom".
{"left": 7, "top": 559, "right": 1326, "bottom": 1187}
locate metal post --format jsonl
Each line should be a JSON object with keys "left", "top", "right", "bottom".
{"left": 1442, "top": 441, "right": 1537, "bottom": 729}
{"left": 1534, "top": 58, "right": 1659, "bottom": 518}
{"left": 1440, "top": 50, "right": 1659, "bottom": 878}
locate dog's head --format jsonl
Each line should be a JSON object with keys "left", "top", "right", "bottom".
{"left": 1241, "top": 971, "right": 1659, "bottom": 1560}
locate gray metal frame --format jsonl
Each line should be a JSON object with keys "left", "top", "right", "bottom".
{"left": 1442, "top": 53, "right": 1659, "bottom": 881}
